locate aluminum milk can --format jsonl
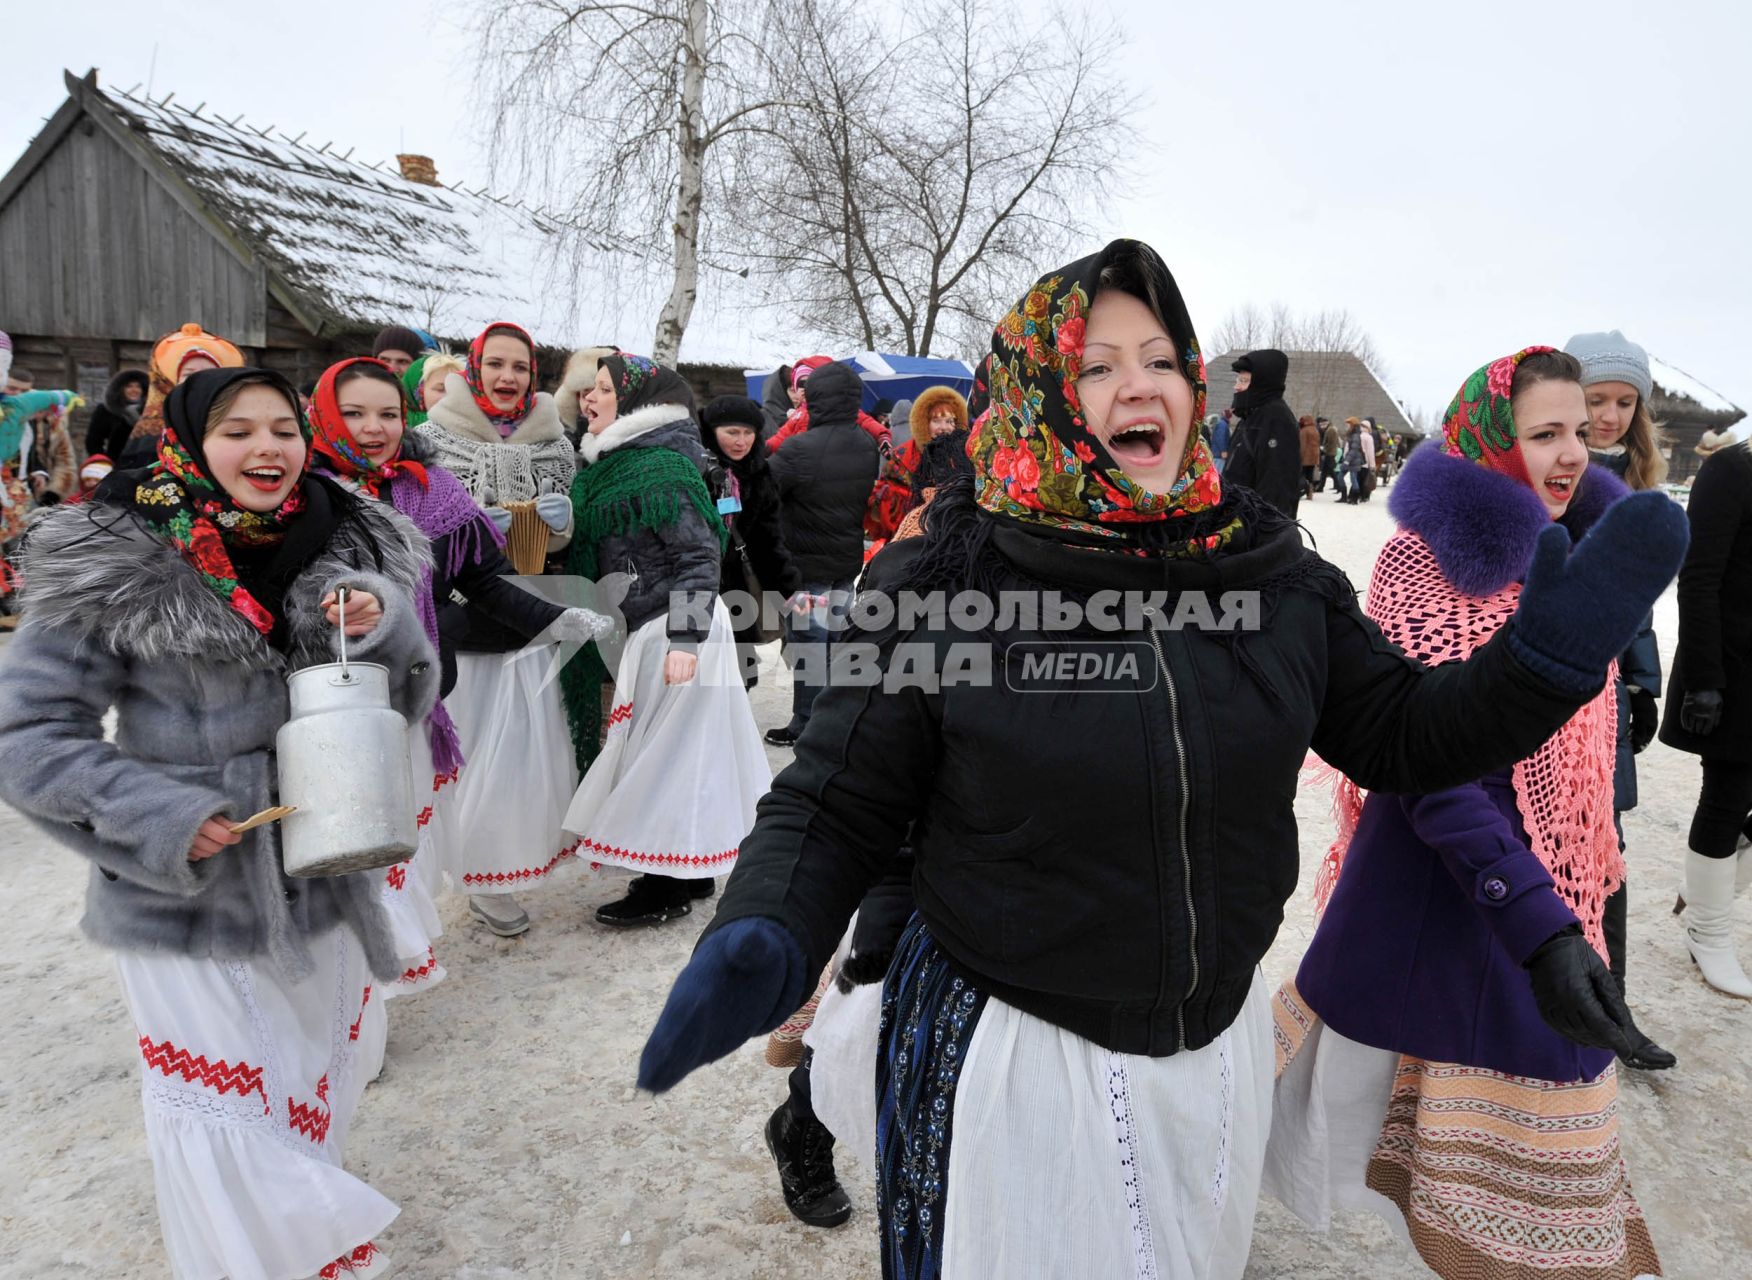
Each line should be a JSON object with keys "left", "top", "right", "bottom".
{"left": 276, "top": 588, "right": 417, "bottom": 877}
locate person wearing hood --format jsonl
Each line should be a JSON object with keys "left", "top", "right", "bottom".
{"left": 760, "top": 364, "right": 797, "bottom": 437}
{"left": 698, "top": 394, "right": 806, "bottom": 686}
{"left": 120, "top": 323, "right": 247, "bottom": 468}
{"left": 413, "top": 322, "right": 580, "bottom": 938}
{"left": 762, "top": 360, "right": 882, "bottom": 747}
{"left": 306, "top": 356, "right": 609, "bottom": 992}
{"left": 560, "top": 355, "right": 771, "bottom": 927}
{"left": 0, "top": 365, "right": 439, "bottom": 1280}
{"left": 24, "top": 397, "right": 80, "bottom": 506}
{"left": 1268, "top": 348, "right": 1667, "bottom": 1280}
{"left": 868, "top": 387, "right": 970, "bottom": 543}
{"left": 1224, "top": 350, "right": 1302, "bottom": 515}
{"left": 85, "top": 368, "right": 150, "bottom": 460}
{"left": 629, "top": 240, "right": 1686, "bottom": 1278}
{"left": 1298, "top": 413, "right": 1321, "bottom": 500}
{"left": 1561, "top": 330, "right": 1676, "bottom": 1059}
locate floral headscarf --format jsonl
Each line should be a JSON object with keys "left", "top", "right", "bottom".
{"left": 308, "top": 358, "right": 430, "bottom": 498}
{"left": 969, "top": 239, "right": 1225, "bottom": 544}
{"left": 1441, "top": 345, "right": 1557, "bottom": 489}
{"left": 125, "top": 367, "right": 312, "bottom": 637}
{"left": 601, "top": 353, "right": 695, "bottom": 416}
{"left": 465, "top": 322, "right": 539, "bottom": 426}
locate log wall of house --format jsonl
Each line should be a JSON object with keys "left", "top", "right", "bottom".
{"left": 0, "top": 116, "right": 264, "bottom": 346}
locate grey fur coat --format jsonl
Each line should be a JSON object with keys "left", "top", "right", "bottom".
{"left": 0, "top": 499, "right": 440, "bottom": 982}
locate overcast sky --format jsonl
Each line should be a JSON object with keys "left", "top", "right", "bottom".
{"left": 4, "top": 0, "right": 1748, "bottom": 419}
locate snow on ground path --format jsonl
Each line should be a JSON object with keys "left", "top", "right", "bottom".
{"left": 2, "top": 482, "right": 1748, "bottom": 1278}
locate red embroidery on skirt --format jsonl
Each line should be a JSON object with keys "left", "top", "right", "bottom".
{"left": 415, "top": 805, "right": 435, "bottom": 829}
{"left": 386, "top": 864, "right": 408, "bottom": 891}
{"left": 607, "top": 701, "right": 634, "bottom": 728}
{"left": 434, "top": 768, "right": 459, "bottom": 793}
{"left": 287, "top": 1073, "right": 332, "bottom": 1143}
{"left": 348, "top": 986, "right": 373, "bottom": 1042}
{"left": 397, "top": 949, "right": 440, "bottom": 984}
{"left": 318, "top": 1240, "right": 379, "bottom": 1277}
{"left": 576, "top": 836, "right": 738, "bottom": 870}
{"left": 138, "top": 1036, "right": 269, "bottom": 1112}
{"left": 461, "top": 838, "right": 583, "bottom": 887}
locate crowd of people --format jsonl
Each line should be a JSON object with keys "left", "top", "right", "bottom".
{"left": 0, "top": 238, "right": 1744, "bottom": 1279}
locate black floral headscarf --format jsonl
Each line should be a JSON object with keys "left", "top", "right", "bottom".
{"left": 968, "top": 239, "right": 1224, "bottom": 542}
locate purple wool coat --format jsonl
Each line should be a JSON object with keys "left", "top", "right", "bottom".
{"left": 1296, "top": 444, "right": 1629, "bottom": 1083}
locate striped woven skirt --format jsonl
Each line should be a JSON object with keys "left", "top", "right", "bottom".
{"left": 1267, "top": 984, "right": 1662, "bottom": 1279}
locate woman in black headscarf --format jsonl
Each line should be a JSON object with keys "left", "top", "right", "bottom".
{"left": 631, "top": 242, "right": 1685, "bottom": 1277}
{"left": 0, "top": 366, "right": 437, "bottom": 1279}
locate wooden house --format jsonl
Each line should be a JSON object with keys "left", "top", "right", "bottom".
{"left": 0, "top": 69, "right": 784, "bottom": 425}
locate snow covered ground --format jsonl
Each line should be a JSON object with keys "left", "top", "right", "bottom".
{"left": 3, "top": 489, "right": 1748, "bottom": 1279}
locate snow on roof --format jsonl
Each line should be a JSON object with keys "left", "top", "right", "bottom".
{"left": 1648, "top": 355, "right": 1741, "bottom": 416}
{"left": 94, "top": 81, "right": 806, "bottom": 367}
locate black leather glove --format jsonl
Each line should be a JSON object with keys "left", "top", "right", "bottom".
{"left": 1681, "top": 689, "right": 1724, "bottom": 736}
{"left": 1524, "top": 926, "right": 1636, "bottom": 1056}
{"left": 1629, "top": 688, "right": 1659, "bottom": 754}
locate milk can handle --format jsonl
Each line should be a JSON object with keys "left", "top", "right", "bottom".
{"left": 336, "top": 585, "right": 350, "bottom": 676}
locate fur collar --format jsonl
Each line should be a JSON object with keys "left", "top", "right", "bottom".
{"left": 423, "top": 373, "right": 566, "bottom": 446}
{"left": 579, "top": 404, "right": 695, "bottom": 464}
{"left": 20, "top": 499, "right": 430, "bottom": 670}
{"left": 1388, "top": 444, "right": 1629, "bottom": 596}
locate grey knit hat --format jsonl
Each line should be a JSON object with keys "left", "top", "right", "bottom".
{"left": 1563, "top": 330, "right": 1652, "bottom": 402}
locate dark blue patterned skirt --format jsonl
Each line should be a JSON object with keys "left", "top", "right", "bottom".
{"left": 876, "top": 918, "right": 990, "bottom": 1280}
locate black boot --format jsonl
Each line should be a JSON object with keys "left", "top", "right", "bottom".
{"left": 765, "top": 1100, "right": 853, "bottom": 1228}
{"left": 595, "top": 874, "right": 694, "bottom": 927}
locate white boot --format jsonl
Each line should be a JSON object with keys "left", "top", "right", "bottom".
{"left": 1683, "top": 851, "right": 1752, "bottom": 998}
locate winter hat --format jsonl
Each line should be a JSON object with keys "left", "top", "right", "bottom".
{"left": 1231, "top": 349, "right": 1288, "bottom": 414}
{"left": 791, "top": 356, "right": 832, "bottom": 389}
{"left": 1563, "top": 330, "right": 1652, "bottom": 402}
{"left": 1696, "top": 429, "right": 1731, "bottom": 458}
{"left": 129, "top": 323, "right": 247, "bottom": 442}
{"left": 700, "top": 394, "right": 765, "bottom": 433}
{"left": 373, "top": 325, "right": 428, "bottom": 360}
{"left": 1441, "top": 345, "right": 1559, "bottom": 488}
{"left": 889, "top": 398, "right": 913, "bottom": 430}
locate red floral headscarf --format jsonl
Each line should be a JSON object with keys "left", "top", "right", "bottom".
{"left": 1441, "top": 345, "right": 1557, "bottom": 489}
{"left": 308, "top": 358, "right": 430, "bottom": 497}
{"left": 968, "top": 240, "right": 1225, "bottom": 545}
{"left": 465, "top": 322, "right": 539, "bottom": 426}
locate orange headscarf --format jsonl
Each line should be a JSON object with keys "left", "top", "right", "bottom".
{"left": 128, "top": 324, "right": 246, "bottom": 442}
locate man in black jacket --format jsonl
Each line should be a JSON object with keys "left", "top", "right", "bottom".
{"left": 1225, "top": 349, "right": 1303, "bottom": 516}
{"left": 765, "top": 361, "right": 881, "bottom": 745}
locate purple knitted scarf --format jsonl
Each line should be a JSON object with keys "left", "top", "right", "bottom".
{"left": 383, "top": 464, "right": 509, "bottom": 778}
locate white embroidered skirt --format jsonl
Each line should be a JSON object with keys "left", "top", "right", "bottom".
{"left": 940, "top": 968, "right": 1275, "bottom": 1280}
{"left": 379, "top": 726, "right": 449, "bottom": 997}
{"left": 563, "top": 604, "right": 770, "bottom": 879}
{"left": 436, "top": 648, "right": 581, "bottom": 894}
{"left": 115, "top": 928, "right": 395, "bottom": 1280}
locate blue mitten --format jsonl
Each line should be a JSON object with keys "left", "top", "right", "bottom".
{"left": 638, "top": 917, "right": 810, "bottom": 1093}
{"left": 1508, "top": 492, "right": 1688, "bottom": 695}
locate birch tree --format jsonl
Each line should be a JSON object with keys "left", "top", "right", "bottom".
{"left": 741, "top": 0, "right": 1138, "bottom": 357}
{"left": 471, "top": 0, "right": 782, "bottom": 363}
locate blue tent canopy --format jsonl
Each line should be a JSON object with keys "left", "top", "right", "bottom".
{"left": 744, "top": 351, "right": 975, "bottom": 413}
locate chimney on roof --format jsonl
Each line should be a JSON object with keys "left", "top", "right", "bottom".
{"left": 397, "top": 154, "right": 438, "bottom": 186}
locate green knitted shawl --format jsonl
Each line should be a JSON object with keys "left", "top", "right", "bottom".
{"left": 560, "top": 442, "right": 728, "bottom": 772}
